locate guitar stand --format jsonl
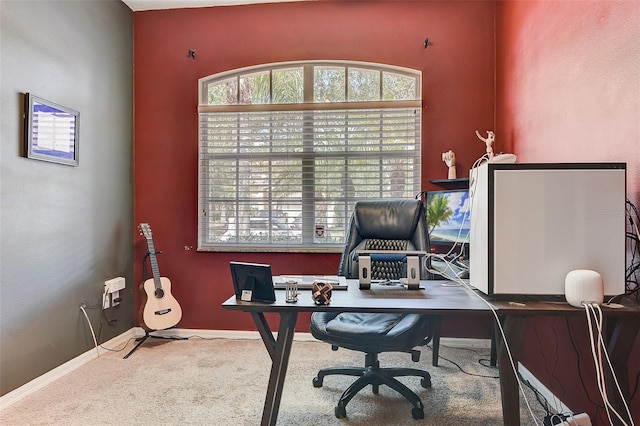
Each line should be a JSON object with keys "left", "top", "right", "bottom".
{"left": 123, "top": 329, "right": 186, "bottom": 359}
{"left": 123, "top": 251, "right": 186, "bottom": 359}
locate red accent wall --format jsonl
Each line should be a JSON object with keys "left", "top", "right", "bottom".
{"left": 496, "top": 1, "right": 640, "bottom": 422}
{"left": 133, "top": 1, "right": 639, "bottom": 420}
{"left": 133, "top": 1, "right": 495, "bottom": 333}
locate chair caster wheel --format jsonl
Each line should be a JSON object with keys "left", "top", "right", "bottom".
{"left": 412, "top": 407, "right": 425, "bottom": 419}
{"left": 335, "top": 405, "right": 346, "bottom": 418}
{"left": 312, "top": 377, "right": 323, "bottom": 388}
{"left": 372, "top": 384, "right": 379, "bottom": 394}
{"left": 421, "top": 377, "right": 431, "bottom": 388}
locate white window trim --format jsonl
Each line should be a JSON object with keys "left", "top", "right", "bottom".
{"left": 198, "top": 61, "right": 422, "bottom": 253}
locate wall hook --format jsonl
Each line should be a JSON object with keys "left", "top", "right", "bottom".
{"left": 424, "top": 37, "right": 430, "bottom": 49}
{"left": 187, "top": 49, "right": 196, "bottom": 59}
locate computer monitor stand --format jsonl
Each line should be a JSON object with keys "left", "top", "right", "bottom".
{"left": 357, "top": 250, "right": 425, "bottom": 290}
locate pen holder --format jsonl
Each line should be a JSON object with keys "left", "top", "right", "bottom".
{"left": 312, "top": 281, "right": 333, "bottom": 305}
{"left": 285, "top": 280, "right": 298, "bottom": 303}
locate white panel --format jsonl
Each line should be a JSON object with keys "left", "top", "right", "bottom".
{"left": 470, "top": 163, "right": 626, "bottom": 298}
{"left": 469, "top": 164, "right": 489, "bottom": 294}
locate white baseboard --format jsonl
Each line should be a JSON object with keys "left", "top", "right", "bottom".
{"left": 0, "top": 328, "right": 490, "bottom": 411}
{"left": 438, "top": 337, "right": 492, "bottom": 349}
{"left": 148, "top": 328, "right": 492, "bottom": 348}
{"left": 141, "top": 327, "right": 269, "bottom": 341}
{"left": 147, "top": 328, "right": 327, "bottom": 342}
{"left": 518, "top": 362, "right": 572, "bottom": 414}
{"left": 0, "top": 329, "right": 138, "bottom": 411}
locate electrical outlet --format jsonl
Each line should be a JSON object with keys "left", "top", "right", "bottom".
{"left": 105, "top": 277, "right": 125, "bottom": 293}
{"left": 103, "top": 277, "right": 125, "bottom": 309}
{"left": 560, "top": 413, "right": 591, "bottom": 426}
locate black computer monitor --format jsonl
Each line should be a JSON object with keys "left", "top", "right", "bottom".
{"left": 425, "top": 189, "right": 470, "bottom": 247}
{"left": 230, "top": 261, "right": 276, "bottom": 303}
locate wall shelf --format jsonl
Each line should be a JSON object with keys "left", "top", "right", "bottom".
{"left": 429, "top": 178, "right": 469, "bottom": 189}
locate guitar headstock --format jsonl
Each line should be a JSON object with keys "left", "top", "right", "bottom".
{"left": 138, "top": 223, "right": 152, "bottom": 240}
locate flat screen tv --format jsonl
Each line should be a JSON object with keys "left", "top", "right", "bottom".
{"left": 425, "top": 189, "right": 470, "bottom": 246}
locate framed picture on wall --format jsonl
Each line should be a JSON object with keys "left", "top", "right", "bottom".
{"left": 23, "top": 93, "right": 79, "bottom": 166}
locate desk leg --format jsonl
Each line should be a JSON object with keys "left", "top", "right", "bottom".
{"left": 490, "top": 321, "right": 498, "bottom": 367}
{"left": 251, "top": 312, "right": 277, "bottom": 360}
{"left": 250, "top": 311, "right": 299, "bottom": 426}
{"left": 432, "top": 315, "right": 442, "bottom": 367}
{"left": 498, "top": 315, "right": 527, "bottom": 426}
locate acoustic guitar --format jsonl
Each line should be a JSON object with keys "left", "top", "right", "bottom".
{"left": 138, "top": 223, "right": 183, "bottom": 331}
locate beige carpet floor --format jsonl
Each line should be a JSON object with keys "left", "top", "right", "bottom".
{"left": 0, "top": 337, "right": 545, "bottom": 425}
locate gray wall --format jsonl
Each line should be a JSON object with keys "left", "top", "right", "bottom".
{"left": 1, "top": 0, "right": 133, "bottom": 395}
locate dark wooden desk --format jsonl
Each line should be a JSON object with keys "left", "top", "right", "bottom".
{"left": 492, "top": 300, "right": 640, "bottom": 426}
{"left": 222, "top": 280, "right": 493, "bottom": 425}
{"left": 222, "top": 280, "right": 640, "bottom": 426}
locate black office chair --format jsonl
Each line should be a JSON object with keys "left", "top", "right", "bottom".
{"left": 310, "top": 199, "right": 439, "bottom": 420}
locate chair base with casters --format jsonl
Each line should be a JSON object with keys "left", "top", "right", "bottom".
{"left": 312, "top": 347, "right": 432, "bottom": 419}
{"left": 310, "top": 310, "right": 435, "bottom": 420}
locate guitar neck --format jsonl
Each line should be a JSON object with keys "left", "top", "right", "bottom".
{"left": 145, "top": 238, "right": 162, "bottom": 290}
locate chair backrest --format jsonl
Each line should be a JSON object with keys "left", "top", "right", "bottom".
{"left": 338, "top": 198, "right": 431, "bottom": 279}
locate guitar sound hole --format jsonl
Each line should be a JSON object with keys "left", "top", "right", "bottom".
{"left": 155, "top": 288, "right": 165, "bottom": 298}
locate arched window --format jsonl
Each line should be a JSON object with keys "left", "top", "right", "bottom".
{"left": 198, "top": 61, "right": 421, "bottom": 252}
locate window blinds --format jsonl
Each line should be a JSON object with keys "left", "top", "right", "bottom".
{"left": 198, "top": 106, "right": 421, "bottom": 251}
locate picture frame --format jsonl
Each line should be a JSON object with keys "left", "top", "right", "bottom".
{"left": 24, "top": 93, "right": 79, "bottom": 166}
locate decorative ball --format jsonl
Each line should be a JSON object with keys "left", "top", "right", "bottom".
{"left": 312, "top": 281, "right": 333, "bottom": 305}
